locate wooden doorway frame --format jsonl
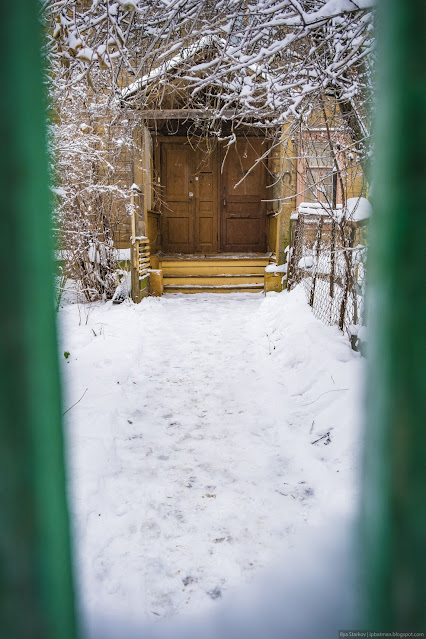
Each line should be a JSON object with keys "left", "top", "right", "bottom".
{"left": 154, "top": 134, "right": 268, "bottom": 254}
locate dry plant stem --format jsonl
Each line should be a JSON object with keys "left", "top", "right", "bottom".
{"left": 62, "top": 388, "right": 88, "bottom": 416}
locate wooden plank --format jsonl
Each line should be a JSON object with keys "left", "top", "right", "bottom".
{"left": 159, "top": 253, "right": 272, "bottom": 260}
{"left": 160, "top": 259, "right": 270, "bottom": 268}
{"left": 165, "top": 283, "right": 263, "bottom": 289}
{"left": 161, "top": 265, "right": 267, "bottom": 276}
{"left": 164, "top": 291, "right": 264, "bottom": 295}
{"left": 163, "top": 272, "right": 263, "bottom": 278}
{"left": 163, "top": 276, "right": 265, "bottom": 286}
{"left": 160, "top": 256, "right": 271, "bottom": 263}
{"left": 163, "top": 285, "right": 264, "bottom": 294}
{"left": 141, "top": 109, "right": 236, "bottom": 120}
{"left": 155, "top": 135, "right": 267, "bottom": 143}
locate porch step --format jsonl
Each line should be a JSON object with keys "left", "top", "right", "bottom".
{"left": 159, "top": 253, "right": 272, "bottom": 260}
{"left": 164, "top": 274, "right": 265, "bottom": 286}
{"left": 162, "top": 265, "right": 267, "bottom": 276}
{"left": 159, "top": 254, "right": 273, "bottom": 294}
{"left": 164, "top": 283, "right": 264, "bottom": 294}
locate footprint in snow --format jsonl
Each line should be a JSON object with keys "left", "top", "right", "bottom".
{"left": 182, "top": 575, "right": 197, "bottom": 587}
{"left": 140, "top": 520, "right": 161, "bottom": 539}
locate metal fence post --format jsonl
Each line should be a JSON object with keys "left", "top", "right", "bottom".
{"left": 363, "top": 1, "right": 426, "bottom": 631}
{"left": 0, "top": 3, "right": 78, "bottom": 638}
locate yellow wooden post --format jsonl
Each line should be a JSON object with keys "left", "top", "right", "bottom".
{"left": 148, "top": 269, "right": 164, "bottom": 296}
{"left": 264, "top": 271, "right": 283, "bottom": 293}
{"left": 130, "top": 187, "right": 140, "bottom": 303}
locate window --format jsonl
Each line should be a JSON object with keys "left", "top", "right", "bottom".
{"left": 302, "top": 136, "right": 336, "bottom": 205}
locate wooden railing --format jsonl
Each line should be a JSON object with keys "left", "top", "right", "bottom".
{"left": 131, "top": 235, "right": 150, "bottom": 302}
{"left": 130, "top": 184, "right": 151, "bottom": 302}
{"left": 137, "top": 236, "right": 150, "bottom": 280}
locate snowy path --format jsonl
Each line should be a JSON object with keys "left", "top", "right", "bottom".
{"left": 59, "top": 289, "right": 364, "bottom": 627}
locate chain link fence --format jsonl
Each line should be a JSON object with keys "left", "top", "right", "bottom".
{"left": 287, "top": 208, "right": 368, "bottom": 351}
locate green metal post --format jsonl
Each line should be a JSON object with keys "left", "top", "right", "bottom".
{"left": 0, "top": 3, "right": 78, "bottom": 639}
{"left": 364, "top": 0, "right": 426, "bottom": 632}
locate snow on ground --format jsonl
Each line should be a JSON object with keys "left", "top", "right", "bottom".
{"left": 58, "top": 286, "right": 364, "bottom": 631}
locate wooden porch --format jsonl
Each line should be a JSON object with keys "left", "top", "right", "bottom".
{"left": 128, "top": 128, "right": 290, "bottom": 301}
{"left": 154, "top": 253, "right": 273, "bottom": 295}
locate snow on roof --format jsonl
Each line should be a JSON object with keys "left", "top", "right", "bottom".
{"left": 121, "top": 36, "right": 226, "bottom": 100}
{"left": 295, "top": 198, "right": 371, "bottom": 223}
{"left": 345, "top": 197, "right": 372, "bottom": 222}
{"left": 121, "top": 35, "right": 266, "bottom": 102}
{"left": 298, "top": 202, "right": 342, "bottom": 216}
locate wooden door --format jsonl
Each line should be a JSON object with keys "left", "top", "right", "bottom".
{"left": 221, "top": 139, "right": 267, "bottom": 253}
{"left": 161, "top": 143, "right": 195, "bottom": 253}
{"left": 161, "top": 141, "right": 218, "bottom": 254}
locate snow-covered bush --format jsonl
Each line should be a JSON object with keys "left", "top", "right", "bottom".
{"left": 48, "top": 66, "right": 136, "bottom": 302}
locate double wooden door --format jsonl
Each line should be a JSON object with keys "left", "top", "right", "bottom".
{"left": 160, "top": 138, "right": 267, "bottom": 254}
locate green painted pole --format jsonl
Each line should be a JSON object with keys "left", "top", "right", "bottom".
{"left": 364, "top": 0, "right": 426, "bottom": 632}
{"left": 0, "top": 3, "right": 79, "bottom": 639}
